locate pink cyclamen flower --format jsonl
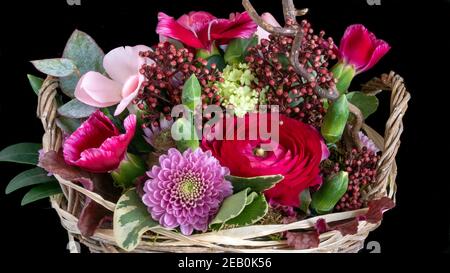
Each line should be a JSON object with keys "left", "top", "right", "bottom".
{"left": 75, "top": 45, "right": 152, "bottom": 116}
{"left": 63, "top": 110, "right": 137, "bottom": 173}
{"left": 142, "top": 148, "right": 233, "bottom": 235}
{"left": 156, "top": 11, "right": 257, "bottom": 51}
{"left": 339, "top": 24, "right": 390, "bottom": 74}
{"left": 255, "top": 13, "right": 281, "bottom": 42}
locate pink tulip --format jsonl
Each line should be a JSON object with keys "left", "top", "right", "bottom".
{"left": 339, "top": 24, "right": 390, "bottom": 73}
{"left": 255, "top": 13, "right": 281, "bottom": 42}
{"left": 63, "top": 110, "right": 137, "bottom": 173}
{"left": 156, "top": 11, "right": 257, "bottom": 51}
{"left": 75, "top": 45, "right": 152, "bottom": 116}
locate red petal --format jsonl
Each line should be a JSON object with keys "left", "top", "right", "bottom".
{"left": 63, "top": 111, "right": 118, "bottom": 168}
{"left": 156, "top": 12, "right": 205, "bottom": 49}
{"left": 177, "top": 11, "right": 216, "bottom": 33}
{"left": 63, "top": 111, "right": 136, "bottom": 173}
{"left": 339, "top": 24, "right": 374, "bottom": 70}
{"left": 358, "top": 39, "right": 390, "bottom": 73}
{"left": 199, "top": 12, "right": 257, "bottom": 46}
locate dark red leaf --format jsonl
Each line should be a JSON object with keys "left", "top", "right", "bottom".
{"left": 40, "top": 151, "right": 121, "bottom": 236}
{"left": 286, "top": 231, "right": 320, "bottom": 250}
{"left": 365, "top": 197, "right": 395, "bottom": 223}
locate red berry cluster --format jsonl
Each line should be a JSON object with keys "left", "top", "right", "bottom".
{"left": 245, "top": 20, "right": 337, "bottom": 127}
{"left": 134, "top": 42, "right": 223, "bottom": 128}
{"left": 322, "top": 147, "right": 381, "bottom": 211}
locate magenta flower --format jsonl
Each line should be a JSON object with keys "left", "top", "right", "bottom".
{"left": 63, "top": 110, "right": 137, "bottom": 173}
{"left": 142, "top": 148, "right": 232, "bottom": 235}
{"left": 156, "top": 11, "right": 257, "bottom": 51}
{"left": 75, "top": 45, "right": 152, "bottom": 116}
{"left": 339, "top": 24, "right": 390, "bottom": 74}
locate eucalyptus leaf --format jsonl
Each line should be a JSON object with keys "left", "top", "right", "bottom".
{"left": 346, "top": 91, "right": 379, "bottom": 119}
{"left": 226, "top": 194, "right": 268, "bottom": 227}
{"left": 58, "top": 98, "right": 97, "bottom": 119}
{"left": 27, "top": 74, "right": 44, "bottom": 95}
{"left": 224, "top": 36, "right": 258, "bottom": 64}
{"left": 209, "top": 188, "right": 250, "bottom": 230}
{"left": 60, "top": 30, "right": 105, "bottom": 97}
{"left": 55, "top": 116, "right": 82, "bottom": 134}
{"left": 6, "top": 168, "right": 56, "bottom": 194}
{"left": 31, "top": 58, "right": 77, "bottom": 77}
{"left": 225, "top": 174, "right": 284, "bottom": 193}
{"left": 114, "top": 189, "right": 159, "bottom": 251}
{"left": 0, "top": 143, "right": 42, "bottom": 165}
{"left": 21, "top": 181, "right": 62, "bottom": 206}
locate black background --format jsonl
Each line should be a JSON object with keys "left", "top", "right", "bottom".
{"left": 0, "top": 0, "right": 449, "bottom": 256}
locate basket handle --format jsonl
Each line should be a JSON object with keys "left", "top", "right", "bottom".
{"left": 362, "top": 71, "right": 411, "bottom": 199}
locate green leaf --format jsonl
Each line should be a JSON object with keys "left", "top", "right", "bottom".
{"left": 299, "top": 188, "right": 312, "bottom": 215}
{"left": 0, "top": 143, "right": 42, "bottom": 165}
{"left": 21, "top": 181, "right": 62, "bottom": 206}
{"left": 60, "top": 30, "right": 105, "bottom": 97}
{"left": 277, "top": 53, "right": 290, "bottom": 69}
{"left": 114, "top": 189, "right": 158, "bottom": 252}
{"left": 6, "top": 167, "right": 56, "bottom": 194}
{"left": 226, "top": 194, "right": 268, "bottom": 227}
{"left": 182, "top": 74, "right": 201, "bottom": 112}
{"left": 31, "top": 58, "right": 77, "bottom": 77}
{"left": 172, "top": 118, "right": 199, "bottom": 153}
{"left": 224, "top": 36, "right": 258, "bottom": 65}
{"left": 111, "top": 153, "right": 147, "bottom": 190}
{"left": 210, "top": 188, "right": 250, "bottom": 230}
{"left": 27, "top": 74, "right": 44, "bottom": 95}
{"left": 207, "top": 55, "right": 226, "bottom": 71}
{"left": 225, "top": 174, "right": 284, "bottom": 193}
{"left": 55, "top": 116, "right": 82, "bottom": 134}
{"left": 58, "top": 98, "right": 97, "bottom": 119}
{"left": 346, "top": 91, "right": 379, "bottom": 119}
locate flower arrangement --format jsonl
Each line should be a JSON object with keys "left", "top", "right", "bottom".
{"left": 1, "top": 0, "right": 410, "bottom": 252}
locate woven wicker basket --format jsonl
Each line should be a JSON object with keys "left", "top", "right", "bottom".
{"left": 36, "top": 71, "right": 410, "bottom": 253}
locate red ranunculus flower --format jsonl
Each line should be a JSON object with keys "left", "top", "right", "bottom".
{"left": 201, "top": 113, "right": 327, "bottom": 207}
{"left": 63, "top": 110, "right": 136, "bottom": 173}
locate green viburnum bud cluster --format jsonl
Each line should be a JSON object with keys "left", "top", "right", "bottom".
{"left": 217, "top": 63, "right": 259, "bottom": 117}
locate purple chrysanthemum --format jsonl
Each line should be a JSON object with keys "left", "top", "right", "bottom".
{"left": 142, "top": 148, "right": 232, "bottom": 235}
{"left": 358, "top": 131, "right": 380, "bottom": 153}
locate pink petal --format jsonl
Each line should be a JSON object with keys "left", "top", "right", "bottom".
{"left": 114, "top": 90, "right": 138, "bottom": 116}
{"left": 122, "top": 74, "right": 140, "bottom": 98}
{"left": 103, "top": 45, "right": 151, "bottom": 84}
{"left": 339, "top": 24, "right": 374, "bottom": 71}
{"left": 256, "top": 13, "right": 281, "bottom": 41}
{"left": 358, "top": 39, "right": 390, "bottom": 73}
{"left": 75, "top": 72, "right": 122, "bottom": 107}
{"left": 63, "top": 111, "right": 119, "bottom": 169}
{"left": 72, "top": 114, "right": 137, "bottom": 173}
{"left": 207, "top": 12, "right": 257, "bottom": 45}
{"left": 320, "top": 139, "right": 330, "bottom": 161}
{"left": 156, "top": 12, "right": 205, "bottom": 49}
{"left": 177, "top": 11, "right": 216, "bottom": 33}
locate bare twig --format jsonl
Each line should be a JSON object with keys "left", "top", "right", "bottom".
{"left": 348, "top": 102, "right": 363, "bottom": 149}
{"left": 242, "top": 0, "right": 297, "bottom": 35}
